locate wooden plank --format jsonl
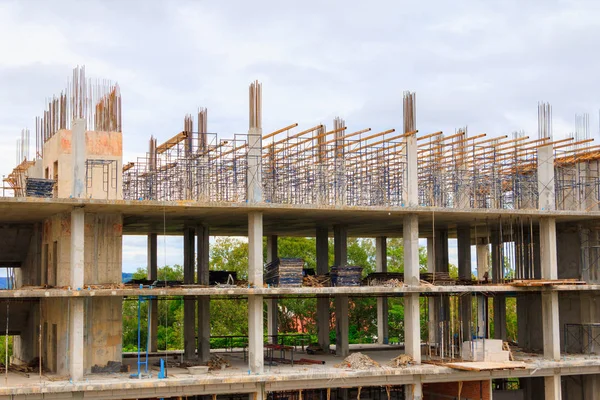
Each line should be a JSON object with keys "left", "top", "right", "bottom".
{"left": 444, "top": 361, "right": 526, "bottom": 371}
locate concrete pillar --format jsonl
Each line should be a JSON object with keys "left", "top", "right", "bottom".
{"left": 537, "top": 144, "right": 556, "bottom": 211}
{"left": 197, "top": 225, "right": 210, "bottom": 362}
{"left": 476, "top": 242, "right": 490, "bottom": 339}
{"left": 316, "top": 227, "right": 330, "bottom": 350}
{"left": 147, "top": 233, "right": 158, "bottom": 352}
{"left": 476, "top": 242, "right": 490, "bottom": 280}
{"left": 248, "top": 212, "right": 264, "bottom": 373}
{"left": 490, "top": 229, "right": 507, "bottom": 341}
{"left": 457, "top": 225, "right": 472, "bottom": 340}
{"left": 405, "top": 381, "right": 423, "bottom": 400}
{"left": 266, "top": 235, "right": 278, "bottom": 344}
{"left": 426, "top": 237, "right": 435, "bottom": 345}
{"left": 404, "top": 214, "right": 421, "bottom": 363}
{"left": 183, "top": 227, "right": 196, "bottom": 360}
{"left": 544, "top": 374, "right": 562, "bottom": 400}
{"left": 376, "top": 236, "right": 388, "bottom": 344}
{"left": 540, "top": 218, "right": 558, "bottom": 280}
{"left": 333, "top": 224, "right": 349, "bottom": 357}
{"left": 540, "top": 216, "right": 560, "bottom": 362}
{"left": 405, "top": 131, "right": 418, "bottom": 206}
{"left": 433, "top": 228, "right": 449, "bottom": 349}
{"left": 71, "top": 118, "right": 86, "bottom": 198}
{"left": 69, "top": 207, "right": 84, "bottom": 380}
{"left": 542, "top": 291, "right": 560, "bottom": 360}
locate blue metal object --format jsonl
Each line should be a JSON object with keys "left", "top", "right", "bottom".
{"left": 158, "top": 358, "right": 166, "bottom": 379}
{"left": 130, "top": 294, "right": 154, "bottom": 379}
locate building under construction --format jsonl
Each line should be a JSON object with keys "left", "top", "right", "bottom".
{"left": 1, "top": 66, "right": 600, "bottom": 399}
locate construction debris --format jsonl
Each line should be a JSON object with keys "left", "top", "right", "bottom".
{"left": 388, "top": 354, "right": 413, "bottom": 368}
{"left": 306, "top": 343, "right": 325, "bottom": 355}
{"left": 91, "top": 361, "right": 123, "bottom": 373}
{"left": 207, "top": 354, "right": 230, "bottom": 371}
{"left": 303, "top": 275, "right": 330, "bottom": 287}
{"left": 331, "top": 266, "right": 363, "bottom": 287}
{"left": 334, "top": 352, "right": 380, "bottom": 370}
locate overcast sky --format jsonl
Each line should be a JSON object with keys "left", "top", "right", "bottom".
{"left": 1, "top": 0, "right": 599, "bottom": 272}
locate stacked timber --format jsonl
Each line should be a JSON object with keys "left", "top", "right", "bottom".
{"left": 420, "top": 272, "right": 456, "bottom": 285}
{"left": 25, "top": 178, "right": 55, "bottom": 198}
{"left": 265, "top": 258, "right": 304, "bottom": 287}
{"left": 331, "top": 265, "right": 363, "bottom": 286}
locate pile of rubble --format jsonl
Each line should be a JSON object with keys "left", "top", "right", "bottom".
{"left": 388, "top": 354, "right": 413, "bottom": 368}
{"left": 207, "top": 354, "right": 230, "bottom": 371}
{"left": 334, "top": 352, "right": 380, "bottom": 370}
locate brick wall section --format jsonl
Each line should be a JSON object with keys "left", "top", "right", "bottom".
{"left": 423, "top": 380, "right": 491, "bottom": 400}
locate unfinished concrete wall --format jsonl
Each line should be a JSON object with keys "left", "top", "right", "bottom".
{"left": 557, "top": 226, "right": 580, "bottom": 279}
{"left": 517, "top": 293, "right": 543, "bottom": 352}
{"left": 41, "top": 213, "right": 122, "bottom": 286}
{"left": 84, "top": 298, "right": 122, "bottom": 370}
{"left": 40, "top": 298, "right": 69, "bottom": 373}
{"left": 42, "top": 129, "right": 123, "bottom": 200}
{"left": 12, "top": 303, "right": 39, "bottom": 364}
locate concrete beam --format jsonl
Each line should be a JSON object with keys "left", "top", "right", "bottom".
{"left": 376, "top": 237, "right": 388, "bottom": 345}
{"left": 266, "top": 235, "right": 278, "bottom": 344}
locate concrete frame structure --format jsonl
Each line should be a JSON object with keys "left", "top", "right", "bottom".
{"left": 2, "top": 72, "right": 600, "bottom": 400}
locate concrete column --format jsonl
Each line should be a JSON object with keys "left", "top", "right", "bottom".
{"left": 433, "top": 228, "right": 449, "bottom": 349}
{"left": 404, "top": 214, "right": 421, "bottom": 364}
{"left": 540, "top": 217, "right": 560, "bottom": 362}
{"left": 405, "top": 132, "right": 419, "bottom": 206}
{"left": 490, "top": 229, "right": 507, "bottom": 340}
{"left": 70, "top": 208, "right": 85, "bottom": 290}
{"left": 376, "top": 236, "right": 389, "bottom": 344}
{"left": 542, "top": 291, "right": 560, "bottom": 360}
{"left": 540, "top": 218, "right": 558, "bottom": 280}
{"left": 316, "top": 227, "right": 330, "bottom": 350}
{"left": 537, "top": 144, "right": 556, "bottom": 211}
{"left": 405, "top": 381, "right": 423, "bottom": 400}
{"left": 266, "top": 235, "right": 278, "bottom": 344}
{"left": 147, "top": 233, "right": 158, "bottom": 352}
{"left": 248, "top": 212, "right": 264, "bottom": 373}
{"left": 476, "top": 241, "right": 489, "bottom": 339}
{"left": 426, "top": 237, "right": 435, "bottom": 345}
{"left": 183, "top": 227, "right": 196, "bottom": 360}
{"left": 333, "top": 225, "right": 349, "bottom": 357}
{"left": 69, "top": 207, "right": 84, "bottom": 380}
{"left": 197, "top": 225, "right": 210, "bottom": 362}
{"left": 457, "top": 225, "right": 472, "bottom": 340}
{"left": 71, "top": 118, "right": 86, "bottom": 198}
{"left": 544, "top": 374, "right": 562, "bottom": 400}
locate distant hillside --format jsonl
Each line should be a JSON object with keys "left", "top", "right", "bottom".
{"left": 0, "top": 272, "right": 136, "bottom": 289}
